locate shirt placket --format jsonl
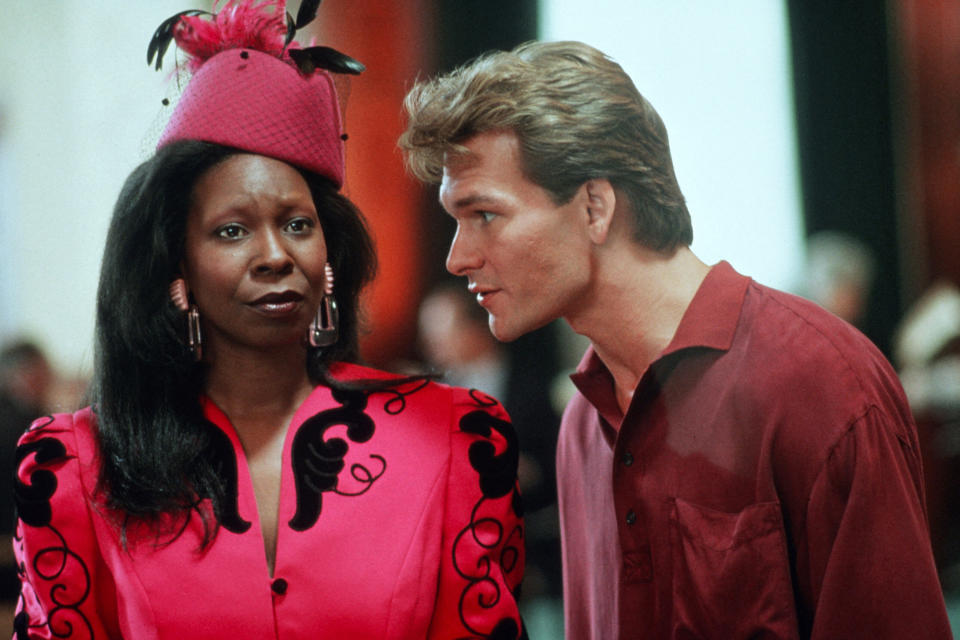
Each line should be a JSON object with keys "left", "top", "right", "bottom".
{"left": 612, "top": 374, "right": 659, "bottom": 637}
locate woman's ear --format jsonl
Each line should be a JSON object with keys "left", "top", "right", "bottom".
{"left": 584, "top": 178, "right": 617, "bottom": 244}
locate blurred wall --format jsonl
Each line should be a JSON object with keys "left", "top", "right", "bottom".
{"left": 787, "top": 0, "right": 901, "bottom": 355}
{"left": 892, "top": 0, "right": 960, "bottom": 295}
{"left": 0, "top": 1, "right": 190, "bottom": 378}
{"left": 309, "top": 1, "right": 430, "bottom": 366}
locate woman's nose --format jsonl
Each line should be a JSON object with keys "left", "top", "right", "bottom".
{"left": 253, "top": 230, "right": 294, "bottom": 276}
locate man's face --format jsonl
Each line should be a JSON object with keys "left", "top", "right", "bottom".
{"left": 439, "top": 130, "right": 592, "bottom": 342}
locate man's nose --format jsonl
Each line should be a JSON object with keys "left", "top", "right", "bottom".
{"left": 445, "top": 226, "right": 482, "bottom": 276}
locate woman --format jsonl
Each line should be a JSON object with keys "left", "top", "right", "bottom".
{"left": 13, "top": 2, "right": 525, "bottom": 638}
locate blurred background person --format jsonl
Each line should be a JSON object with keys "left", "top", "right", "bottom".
{"left": 800, "top": 230, "right": 877, "bottom": 330}
{"left": 0, "top": 340, "right": 52, "bottom": 617}
{"left": 0, "top": 339, "right": 52, "bottom": 438}
{"left": 894, "top": 282, "right": 960, "bottom": 597}
{"left": 418, "top": 282, "right": 508, "bottom": 399}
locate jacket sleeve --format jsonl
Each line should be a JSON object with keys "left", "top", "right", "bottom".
{"left": 802, "top": 406, "right": 952, "bottom": 639}
{"left": 13, "top": 412, "right": 120, "bottom": 639}
{"left": 428, "top": 387, "right": 526, "bottom": 640}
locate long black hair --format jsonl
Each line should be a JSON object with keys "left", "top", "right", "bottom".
{"left": 91, "top": 140, "right": 377, "bottom": 546}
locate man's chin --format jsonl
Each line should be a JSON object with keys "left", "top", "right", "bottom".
{"left": 488, "top": 317, "right": 521, "bottom": 343}
{"left": 488, "top": 315, "right": 544, "bottom": 343}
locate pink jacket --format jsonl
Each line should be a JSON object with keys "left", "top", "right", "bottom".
{"left": 13, "top": 363, "right": 525, "bottom": 639}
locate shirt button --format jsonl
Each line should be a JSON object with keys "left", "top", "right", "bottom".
{"left": 622, "top": 451, "right": 634, "bottom": 467}
{"left": 626, "top": 510, "right": 637, "bottom": 525}
{"left": 271, "top": 578, "right": 288, "bottom": 595}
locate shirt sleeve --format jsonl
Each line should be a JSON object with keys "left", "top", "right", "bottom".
{"left": 802, "top": 406, "right": 952, "bottom": 639}
{"left": 428, "top": 387, "right": 527, "bottom": 640}
{"left": 13, "top": 412, "right": 120, "bottom": 639}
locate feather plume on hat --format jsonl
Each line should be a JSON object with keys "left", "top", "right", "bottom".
{"left": 147, "top": 0, "right": 364, "bottom": 188}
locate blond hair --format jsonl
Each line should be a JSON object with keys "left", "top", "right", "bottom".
{"left": 400, "top": 40, "right": 692, "bottom": 251}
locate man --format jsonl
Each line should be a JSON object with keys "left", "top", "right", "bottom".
{"left": 400, "top": 41, "right": 952, "bottom": 638}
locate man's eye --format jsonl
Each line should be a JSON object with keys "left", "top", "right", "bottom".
{"left": 479, "top": 211, "right": 496, "bottom": 223}
{"left": 216, "top": 224, "right": 246, "bottom": 239}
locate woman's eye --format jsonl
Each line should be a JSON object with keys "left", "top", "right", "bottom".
{"left": 216, "top": 224, "right": 247, "bottom": 239}
{"left": 286, "top": 217, "right": 315, "bottom": 233}
{"left": 479, "top": 211, "right": 496, "bottom": 223}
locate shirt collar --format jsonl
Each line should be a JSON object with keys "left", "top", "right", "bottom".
{"left": 662, "top": 260, "right": 750, "bottom": 356}
{"left": 570, "top": 260, "right": 750, "bottom": 402}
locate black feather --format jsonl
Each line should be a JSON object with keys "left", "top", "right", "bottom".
{"left": 295, "top": 0, "right": 323, "bottom": 29}
{"left": 147, "top": 9, "right": 209, "bottom": 70}
{"left": 284, "top": 11, "right": 297, "bottom": 46}
{"left": 289, "top": 46, "right": 366, "bottom": 76}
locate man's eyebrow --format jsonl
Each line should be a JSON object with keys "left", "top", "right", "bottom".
{"left": 449, "top": 193, "right": 502, "bottom": 210}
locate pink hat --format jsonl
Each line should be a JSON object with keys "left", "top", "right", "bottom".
{"left": 149, "top": 0, "right": 365, "bottom": 189}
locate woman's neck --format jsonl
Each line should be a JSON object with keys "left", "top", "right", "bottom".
{"left": 202, "top": 343, "right": 315, "bottom": 430}
{"left": 201, "top": 342, "right": 313, "bottom": 579}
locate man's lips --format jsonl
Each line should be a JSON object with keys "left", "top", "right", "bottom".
{"left": 248, "top": 291, "right": 304, "bottom": 315}
{"left": 468, "top": 284, "right": 500, "bottom": 307}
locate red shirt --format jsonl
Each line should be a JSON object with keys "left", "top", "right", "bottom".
{"left": 557, "top": 262, "right": 951, "bottom": 639}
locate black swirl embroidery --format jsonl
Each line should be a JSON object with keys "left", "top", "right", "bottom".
{"left": 204, "top": 420, "right": 252, "bottom": 534}
{"left": 13, "top": 609, "right": 28, "bottom": 639}
{"left": 28, "top": 525, "right": 94, "bottom": 639}
{"left": 15, "top": 436, "right": 94, "bottom": 639}
{"left": 459, "top": 411, "right": 523, "bottom": 517}
{"left": 375, "top": 377, "right": 432, "bottom": 415}
{"left": 288, "top": 388, "right": 384, "bottom": 531}
{"left": 468, "top": 389, "right": 498, "bottom": 408}
{"left": 453, "top": 400, "right": 525, "bottom": 639}
{"left": 24, "top": 414, "right": 55, "bottom": 434}
{"left": 15, "top": 437, "right": 67, "bottom": 528}
{"left": 453, "top": 502, "right": 525, "bottom": 640}
{"left": 332, "top": 454, "right": 386, "bottom": 497}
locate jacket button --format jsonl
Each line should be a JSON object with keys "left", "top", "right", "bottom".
{"left": 622, "top": 451, "right": 634, "bottom": 467}
{"left": 271, "top": 578, "right": 288, "bottom": 595}
{"left": 626, "top": 510, "right": 637, "bottom": 525}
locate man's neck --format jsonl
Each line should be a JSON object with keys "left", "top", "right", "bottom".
{"left": 568, "top": 245, "right": 710, "bottom": 413}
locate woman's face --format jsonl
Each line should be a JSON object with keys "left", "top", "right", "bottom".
{"left": 181, "top": 154, "right": 328, "bottom": 355}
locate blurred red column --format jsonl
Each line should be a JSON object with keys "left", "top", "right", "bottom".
{"left": 893, "top": 0, "right": 960, "bottom": 576}
{"left": 895, "top": 0, "right": 960, "bottom": 291}
{"left": 309, "top": 1, "right": 431, "bottom": 366}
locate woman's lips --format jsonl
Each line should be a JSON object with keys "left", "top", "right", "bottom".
{"left": 249, "top": 291, "right": 304, "bottom": 316}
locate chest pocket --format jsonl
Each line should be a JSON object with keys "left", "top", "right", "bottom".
{"left": 668, "top": 498, "right": 799, "bottom": 639}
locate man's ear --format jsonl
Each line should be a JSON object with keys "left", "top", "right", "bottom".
{"left": 584, "top": 178, "right": 617, "bottom": 244}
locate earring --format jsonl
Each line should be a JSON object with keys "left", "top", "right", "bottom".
{"left": 170, "top": 278, "right": 203, "bottom": 361}
{"left": 308, "top": 263, "right": 339, "bottom": 348}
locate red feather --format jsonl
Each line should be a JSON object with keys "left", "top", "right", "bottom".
{"left": 173, "top": 0, "right": 290, "bottom": 72}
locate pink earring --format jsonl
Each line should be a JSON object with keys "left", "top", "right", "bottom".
{"left": 170, "top": 278, "right": 202, "bottom": 361}
{"left": 308, "top": 263, "right": 339, "bottom": 348}
{"left": 169, "top": 279, "right": 189, "bottom": 311}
